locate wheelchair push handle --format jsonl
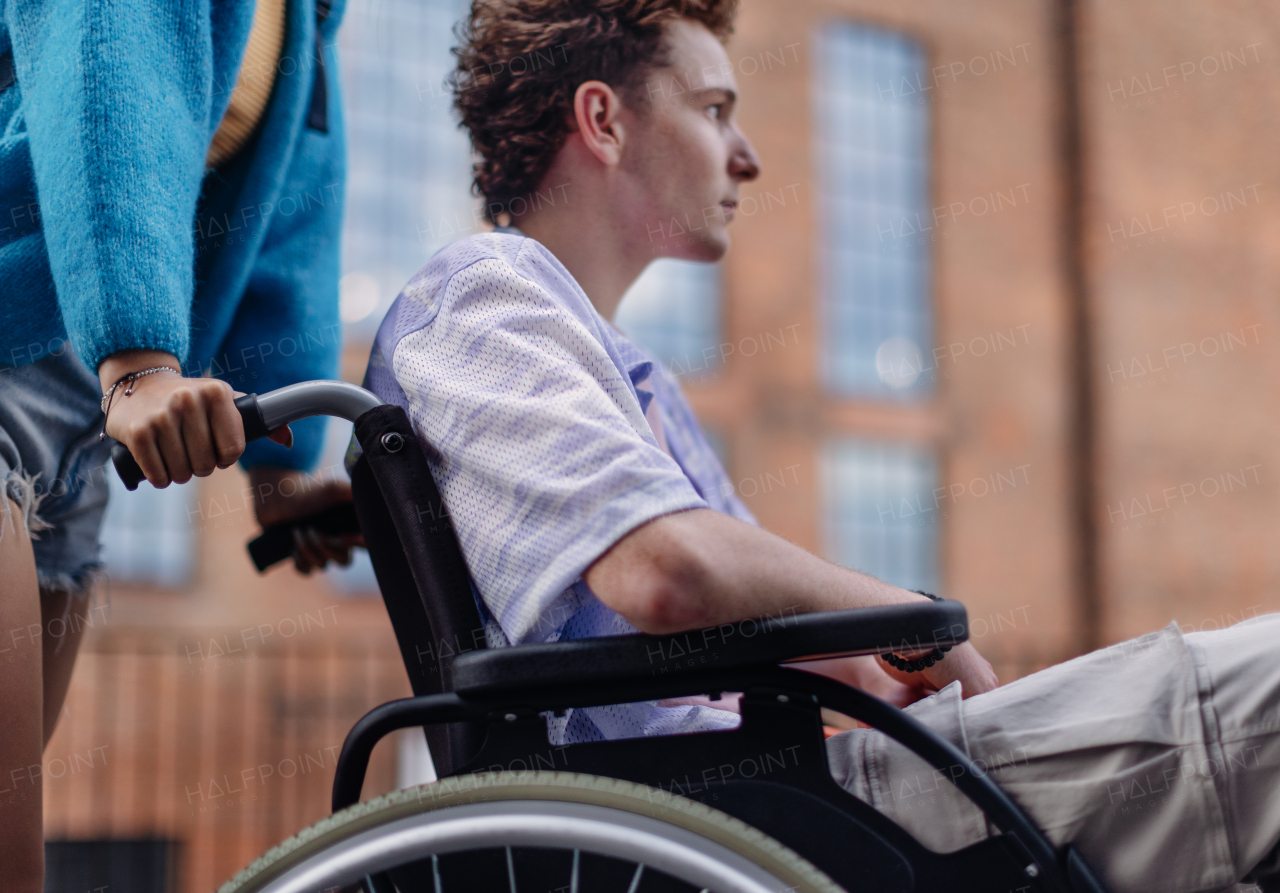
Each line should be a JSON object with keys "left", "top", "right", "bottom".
{"left": 109, "top": 380, "right": 383, "bottom": 491}
{"left": 109, "top": 379, "right": 383, "bottom": 570}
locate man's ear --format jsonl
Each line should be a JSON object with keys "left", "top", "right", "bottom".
{"left": 573, "top": 80, "right": 627, "bottom": 166}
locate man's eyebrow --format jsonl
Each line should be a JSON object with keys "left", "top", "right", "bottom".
{"left": 689, "top": 86, "right": 737, "bottom": 104}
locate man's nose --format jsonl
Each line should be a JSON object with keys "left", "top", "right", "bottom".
{"left": 728, "top": 126, "right": 761, "bottom": 182}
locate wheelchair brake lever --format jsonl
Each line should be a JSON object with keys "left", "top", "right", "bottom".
{"left": 246, "top": 501, "right": 362, "bottom": 572}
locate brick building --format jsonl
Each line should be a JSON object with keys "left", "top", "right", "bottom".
{"left": 39, "top": 1, "right": 1279, "bottom": 890}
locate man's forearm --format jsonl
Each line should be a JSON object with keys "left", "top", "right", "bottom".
{"left": 584, "top": 508, "right": 928, "bottom": 635}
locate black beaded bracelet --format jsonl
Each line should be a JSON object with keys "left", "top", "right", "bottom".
{"left": 879, "top": 591, "right": 953, "bottom": 673}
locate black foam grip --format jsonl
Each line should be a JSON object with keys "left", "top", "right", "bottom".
{"left": 235, "top": 393, "right": 270, "bottom": 440}
{"left": 110, "top": 393, "right": 268, "bottom": 491}
{"left": 109, "top": 441, "right": 148, "bottom": 492}
{"left": 246, "top": 501, "right": 361, "bottom": 572}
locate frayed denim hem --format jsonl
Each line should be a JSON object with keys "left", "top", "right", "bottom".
{"left": 2, "top": 473, "right": 109, "bottom": 655}
{"left": 4, "top": 468, "right": 104, "bottom": 601}
{"left": 1, "top": 468, "right": 53, "bottom": 541}
{"left": 39, "top": 562, "right": 105, "bottom": 601}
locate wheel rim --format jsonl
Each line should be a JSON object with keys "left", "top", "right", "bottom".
{"left": 255, "top": 800, "right": 800, "bottom": 893}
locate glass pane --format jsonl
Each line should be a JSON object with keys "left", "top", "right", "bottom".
{"left": 100, "top": 470, "right": 197, "bottom": 588}
{"left": 338, "top": 0, "right": 475, "bottom": 340}
{"left": 813, "top": 23, "right": 933, "bottom": 399}
{"left": 330, "top": 0, "right": 496, "bottom": 594}
{"left": 822, "top": 439, "right": 939, "bottom": 594}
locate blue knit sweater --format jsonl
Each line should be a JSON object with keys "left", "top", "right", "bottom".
{"left": 0, "top": 0, "right": 346, "bottom": 471}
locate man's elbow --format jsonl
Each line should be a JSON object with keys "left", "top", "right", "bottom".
{"left": 622, "top": 566, "right": 706, "bottom": 635}
{"left": 587, "top": 520, "right": 713, "bottom": 635}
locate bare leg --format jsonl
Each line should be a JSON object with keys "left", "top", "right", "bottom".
{"left": 40, "top": 587, "right": 89, "bottom": 747}
{"left": 0, "top": 497, "right": 45, "bottom": 892}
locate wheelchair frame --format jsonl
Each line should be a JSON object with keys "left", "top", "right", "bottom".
{"left": 112, "top": 383, "right": 1110, "bottom": 893}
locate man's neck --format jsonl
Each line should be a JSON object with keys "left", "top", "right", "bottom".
{"left": 514, "top": 198, "right": 651, "bottom": 322}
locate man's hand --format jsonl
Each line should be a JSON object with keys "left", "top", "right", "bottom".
{"left": 801, "top": 647, "right": 998, "bottom": 732}
{"left": 801, "top": 655, "right": 933, "bottom": 709}
{"left": 877, "top": 642, "right": 999, "bottom": 699}
{"left": 99, "top": 349, "right": 291, "bottom": 487}
{"left": 248, "top": 467, "right": 363, "bottom": 574}
{"left": 803, "top": 645, "right": 997, "bottom": 710}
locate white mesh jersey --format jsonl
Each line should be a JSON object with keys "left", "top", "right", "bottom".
{"left": 357, "top": 230, "right": 756, "bottom": 743}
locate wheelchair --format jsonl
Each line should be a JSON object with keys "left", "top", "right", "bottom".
{"left": 113, "top": 381, "right": 1110, "bottom": 893}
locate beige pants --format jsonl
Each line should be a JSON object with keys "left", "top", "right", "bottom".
{"left": 826, "top": 614, "right": 1280, "bottom": 893}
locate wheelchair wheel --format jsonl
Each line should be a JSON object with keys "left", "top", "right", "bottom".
{"left": 217, "top": 771, "right": 842, "bottom": 893}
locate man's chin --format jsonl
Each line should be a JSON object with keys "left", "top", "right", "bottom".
{"left": 650, "top": 231, "right": 730, "bottom": 264}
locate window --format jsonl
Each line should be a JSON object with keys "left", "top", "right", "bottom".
{"left": 813, "top": 23, "right": 933, "bottom": 399}
{"left": 327, "top": 0, "right": 478, "bottom": 593}
{"left": 822, "top": 439, "right": 938, "bottom": 594}
{"left": 100, "top": 471, "right": 197, "bottom": 588}
{"left": 44, "top": 839, "right": 178, "bottom": 893}
{"left": 614, "top": 260, "right": 723, "bottom": 380}
{"left": 337, "top": 0, "right": 474, "bottom": 338}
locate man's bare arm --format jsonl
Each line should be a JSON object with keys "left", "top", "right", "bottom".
{"left": 585, "top": 508, "right": 998, "bottom": 697}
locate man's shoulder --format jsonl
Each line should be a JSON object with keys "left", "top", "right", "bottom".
{"left": 372, "top": 231, "right": 605, "bottom": 370}
{"left": 397, "top": 231, "right": 587, "bottom": 314}
{"left": 386, "top": 232, "right": 597, "bottom": 338}
{"left": 402, "top": 230, "right": 522, "bottom": 296}
{"left": 361, "top": 233, "right": 526, "bottom": 408}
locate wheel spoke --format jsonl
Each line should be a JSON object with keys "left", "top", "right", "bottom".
{"left": 220, "top": 774, "right": 832, "bottom": 893}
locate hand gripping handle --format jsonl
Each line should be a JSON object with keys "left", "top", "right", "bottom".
{"left": 106, "top": 380, "right": 384, "bottom": 570}
{"left": 107, "top": 380, "right": 383, "bottom": 491}
{"left": 109, "top": 394, "right": 269, "bottom": 491}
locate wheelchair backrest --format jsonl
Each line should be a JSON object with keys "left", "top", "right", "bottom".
{"left": 348, "top": 403, "right": 486, "bottom": 776}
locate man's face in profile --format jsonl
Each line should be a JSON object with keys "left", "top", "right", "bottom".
{"left": 619, "top": 19, "right": 760, "bottom": 264}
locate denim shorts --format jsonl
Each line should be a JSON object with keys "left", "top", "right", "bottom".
{"left": 0, "top": 346, "right": 114, "bottom": 595}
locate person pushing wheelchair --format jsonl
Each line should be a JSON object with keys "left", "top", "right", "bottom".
{"left": 350, "top": 0, "right": 1280, "bottom": 890}
{"left": 0, "top": 2, "right": 358, "bottom": 888}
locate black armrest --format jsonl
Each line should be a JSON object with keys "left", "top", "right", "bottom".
{"left": 452, "top": 600, "right": 967, "bottom": 695}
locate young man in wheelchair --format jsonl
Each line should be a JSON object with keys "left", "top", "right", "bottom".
{"left": 358, "top": 0, "right": 1280, "bottom": 889}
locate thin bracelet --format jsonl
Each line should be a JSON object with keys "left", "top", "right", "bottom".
{"left": 98, "top": 365, "right": 181, "bottom": 440}
{"left": 880, "top": 590, "right": 954, "bottom": 673}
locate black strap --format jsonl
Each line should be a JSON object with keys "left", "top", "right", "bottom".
{"left": 306, "top": 0, "right": 330, "bottom": 132}
{"left": 0, "top": 49, "right": 16, "bottom": 93}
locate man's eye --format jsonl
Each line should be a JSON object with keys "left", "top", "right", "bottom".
{"left": 708, "top": 104, "right": 724, "bottom": 120}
